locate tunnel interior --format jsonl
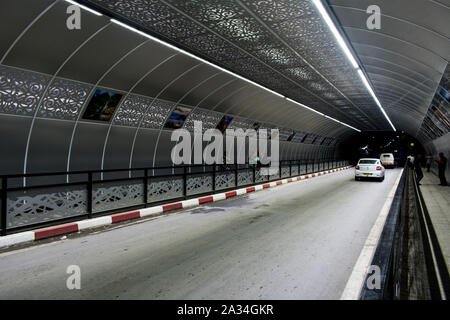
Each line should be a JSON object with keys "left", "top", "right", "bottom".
{"left": 0, "top": 0, "right": 448, "bottom": 179}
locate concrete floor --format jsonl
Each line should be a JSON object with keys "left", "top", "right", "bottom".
{"left": 0, "top": 168, "right": 402, "bottom": 300}
{"left": 419, "top": 171, "right": 450, "bottom": 273}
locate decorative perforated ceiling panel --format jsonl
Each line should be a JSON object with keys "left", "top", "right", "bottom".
{"left": 82, "top": 0, "right": 388, "bottom": 131}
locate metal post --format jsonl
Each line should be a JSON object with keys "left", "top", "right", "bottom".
{"left": 144, "top": 168, "right": 148, "bottom": 206}
{"left": 183, "top": 167, "right": 187, "bottom": 200}
{"left": 235, "top": 164, "right": 238, "bottom": 188}
{"left": 279, "top": 161, "right": 282, "bottom": 179}
{"left": 289, "top": 160, "right": 292, "bottom": 177}
{"left": 253, "top": 165, "right": 256, "bottom": 184}
{"left": 1, "top": 177, "right": 7, "bottom": 236}
{"left": 212, "top": 164, "right": 216, "bottom": 192}
{"left": 87, "top": 172, "right": 93, "bottom": 219}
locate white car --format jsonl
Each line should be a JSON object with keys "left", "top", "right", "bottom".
{"left": 355, "top": 158, "right": 385, "bottom": 182}
{"left": 380, "top": 153, "right": 395, "bottom": 168}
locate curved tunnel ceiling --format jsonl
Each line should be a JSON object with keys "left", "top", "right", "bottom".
{"left": 72, "top": 0, "right": 450, "bottom": 137}
{"left": 328, "top": 0, "right": 450, "bottom": 137}
{"left": 0, "top": 0, "right": 448, "bottom": 175}
{"left": 71, "top": 0, "right": 389, "bottom": 131}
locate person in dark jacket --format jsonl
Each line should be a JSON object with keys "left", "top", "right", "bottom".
{"left": 414, "top": 154, "right": 424, "bottom": 185}
{"left": 435, "top": 153, "right": 448, "bottom": 186}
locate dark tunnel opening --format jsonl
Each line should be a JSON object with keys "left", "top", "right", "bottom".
{"left": 338, "top": 131, "right": 426, "bottom": 167}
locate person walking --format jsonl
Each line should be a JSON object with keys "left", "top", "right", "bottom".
{"left": 414, "top": 154, "right": 424, "bottom": 185}
{"left": 435, "top": 152, "right": 448, "bottom": 186}
{"left": 425, "top": 154, "right": 432, "bottom": 172}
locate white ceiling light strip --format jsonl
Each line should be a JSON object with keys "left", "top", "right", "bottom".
{"left": 65, "top": 0, "right": 102, "bottom": 16}
{"left": 312, "top": 0, "right": 396, "bottom": 131}
{"left": 285, "top": 98, "right": 361, "bottom": 132}
{"left": 62, "top": 1, "right": 360, "bottom": 132}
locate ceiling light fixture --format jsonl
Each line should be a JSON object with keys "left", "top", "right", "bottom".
{"left": 110, "top": 18, "right": 361, "bottom": 132}
{"left": 312, "top": 0, "right": 396, "bottom": 131}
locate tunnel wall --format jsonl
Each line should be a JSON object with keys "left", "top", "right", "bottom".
{"left": 0, "top": 65, "right": 343, "bottom": 176}
{"left": 423, "top": 133, "right": 450, "bottom": 182}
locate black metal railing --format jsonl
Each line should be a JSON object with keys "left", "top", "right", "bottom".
{"left": 1, "top": 158, "right": 349, "bottom": 236}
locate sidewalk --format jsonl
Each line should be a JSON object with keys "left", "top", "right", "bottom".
{"left": 419, "top": 170, "right": 450, "bottom": 272}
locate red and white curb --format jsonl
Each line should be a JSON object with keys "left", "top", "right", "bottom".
{"left": 0, "top": 166, "right": 352, "bottom": 250}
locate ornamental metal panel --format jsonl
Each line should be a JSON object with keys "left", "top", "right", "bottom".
{"left": 184, "top": 108, "right": 223, "bottom": 132}
{"left": 93, "top": 179, "right": 145, "bottom": 212}
{"left": 0, "top": 65, "right": 51, "bottom": 116}
{"left": 255, "top": 167, "right": 268, "bottom": 183}
{"left": 114, "top": 94, "right": 173, "bottom": 129}
{"left": 291, "top": 165, "right": 298, "bottom": 177}
{"left": 215, "top": 171, "right": 235, "bottom": 190}
{"left": 7, "top": 184, "right": 87, "bottom": 228}
{"left": 39, "top": 78, "right": 93, "bottom": 121}
{"left": 148, "top": 175, "right": 184, "bottom": 202}
{"left": 237, "top": 168, "right": 253, "bottom": 186}
{"left": 281, "top": 165, "right": 290, "bottom": 178}
{"left": 186, "top": 173, "right": 213, "bottom": 195}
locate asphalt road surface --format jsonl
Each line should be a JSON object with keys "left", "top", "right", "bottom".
{"left": 0, "top": 168, "right": 402, "bottom": 299}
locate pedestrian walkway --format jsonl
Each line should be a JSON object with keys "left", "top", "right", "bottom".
{"left": 419, "top": 170, "right": 450, "bottom": 272}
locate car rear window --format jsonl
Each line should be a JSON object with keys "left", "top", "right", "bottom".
{"left": 382, "top": 154, "right": 393, "bottom": 158}
{"left": 359, "top": 160, "right": 377, "bottom": 164}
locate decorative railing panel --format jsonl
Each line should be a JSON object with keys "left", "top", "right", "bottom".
{"left": 291, "top": 165, "right": 298, "bottom": 177}
{"left": 215, "top": 171, "right": 235, "bottom": 190}
{"left": 187, "top": 173, "right": 213, "bottom": 196}
{"left": 255, "top": 168, "right": 268, "bottom": 183}
{"left": 7, "top": 185, "right": 87, "bottom": 228}
{"left": 93, "top": 179, "right": 144, "bottom": 212}
{"left": 148, "top": 176, "right": 184, "bottom": 202}
{"left": 281, "top": 166, "right": 290, "bottom": 178}
{"left": 238, "top": 169, "right": 253, "bottom": 186}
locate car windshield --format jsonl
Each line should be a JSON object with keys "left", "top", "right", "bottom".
{"left": 382, "top": 155, "right": 392, "bottom": 158}
{"left": 359, "top": 160, "right": 377, "bottom": 164}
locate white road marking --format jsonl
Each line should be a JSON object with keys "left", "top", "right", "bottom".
{"left": 340, "top": 168, "right": 404, "bottom": 300}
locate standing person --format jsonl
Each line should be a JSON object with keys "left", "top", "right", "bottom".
{"left": 425, "top": 154, "right": 432, "bottom": 172}
{"left": 414, "top": 154, "right": 424, "bottom": 185}
{"left": 406, "top": 154, "right": 415, "bottom": 168}
{"left": 435, "top": 153, "right": 448, "bottom": 186}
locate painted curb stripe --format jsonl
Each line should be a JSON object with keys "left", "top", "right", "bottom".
{"left": 34, "top": 223, "right": 79, "bottom": 240}
{"left": 163, "top": 202, "right": 183, "bottom": 212}
{"left": 199, "top": 196, "right": 214, "bottom": 204}
{"left": 226, "top": 191, "right": 237, "bottom": 198}
{"left": 111, "top": 211, "right": 140, "bottom": 224}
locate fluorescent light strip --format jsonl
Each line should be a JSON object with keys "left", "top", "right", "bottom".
{"left": 312, "top": 0, "right": 358, "bottom": 69}
{"left": 110, "top": 18, "right": 360, "bottom": 132}
{"left": 358, "top": 70, "right": 396, "bottom": 131}
{"left": 287, "top": 98, "right": 361, "bottom": 132}
{"left": 312, "top": 0, "right": 396, "bottom": 131}
{"left": 110, "top": 19, "right": 284, "bottom": 99}
{"left": 65, "top": 0, "right": 102, "bottom": 16}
